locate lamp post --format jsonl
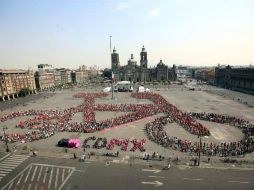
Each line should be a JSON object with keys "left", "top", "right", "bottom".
{"left": 198, "top": 133, "right": 202, "bottom": 166}
{"left": 111, "top": 72, "right": 114, "bottom": 99}
{"left": 3, "top": 125, "right": 9, "bottom": 152}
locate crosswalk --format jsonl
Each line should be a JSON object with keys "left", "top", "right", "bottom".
{"left": 1, "top": 163, "right": 75, "bottom": 190}
{"left": 0, "top": 154, "right": 30, "bottom": 182}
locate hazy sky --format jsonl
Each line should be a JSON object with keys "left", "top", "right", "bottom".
{"left": 0, "top": 0, "right": 254, "bottom": 70}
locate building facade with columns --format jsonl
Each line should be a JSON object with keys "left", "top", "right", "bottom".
{"left": 215, "top": 65, "right": 254, "bottom": 94}
{"left": 0, "top": 69, "right": 36, "bottom": 101}
{"left": 111, "top": 46, "right": 176, "bottom": 82}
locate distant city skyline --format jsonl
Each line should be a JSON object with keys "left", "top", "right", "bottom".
{"left": 0, "top": 0, "right": 254, "bottom": 70}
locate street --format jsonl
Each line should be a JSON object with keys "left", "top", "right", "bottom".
{"left": 0, "top": 153, "right": 254, "bottom": 190}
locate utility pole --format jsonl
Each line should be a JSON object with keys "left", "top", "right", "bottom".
{"left": 110, "top": 35, "right": 114, "bottom": 99}
{"left": 3, "top": 125, "right": 9, "bottom": 152}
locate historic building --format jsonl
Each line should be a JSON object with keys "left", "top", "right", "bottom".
{"left": 34, "top": 71, "right": 55, "bottom": 90}
{"left": 0, "top": 69, "right": 36, "bottom": 101}
{"left": 215, "top": 65, "right": 254, "bottom": 94}
{"left": 35, "top": 64, "right": 56, "bottom": 90}
{"left": 111, "top": 46, "right": 176, "bottom": 82}
{"left": 71, "top": 64, "right": 99, "bottom": 84}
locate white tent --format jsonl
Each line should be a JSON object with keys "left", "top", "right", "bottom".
{"left": 103, "top": 87, "right": 111, "bottom": 92}
{"left": 117, "top": 81, "right": 131, "bottom": 85}
{"left": 138, "top": 86, "right": 145, "bottom": 92}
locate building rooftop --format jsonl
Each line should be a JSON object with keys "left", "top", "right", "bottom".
{"left": 217, "top": 65, "right": 254, "bottom": 69}
{"left": 0, "top": 69, "right": 27, "bottom": 74}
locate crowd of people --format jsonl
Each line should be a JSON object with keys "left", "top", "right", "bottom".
{"left": 106, "top": 138, "right": 129, "bottom": 151}
{"left": 145, "top": 115, "right": 254, "bottom": 157}
{"left": 83, "top": 137, "right": 145, "bottom": 152}
{"left": 73, "top": 92, "right": 108, "bottom": 123}
{"left": 1, "top": 92, "right": 254, "bottom": 157}
{"left": 132, "top": 93, "right": 210, "bottom": 136}
{"left": 188, "top": 112, "right": 254, "bottom": 135}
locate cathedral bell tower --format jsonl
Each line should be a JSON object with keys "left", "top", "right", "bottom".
{"left": 111, "top": 47, "right": 120, "bottom": 73}
{"left": 140, "top": 45, "right": 147, "bottom": 68}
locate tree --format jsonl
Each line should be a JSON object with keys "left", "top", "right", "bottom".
{"left": 19, "top": 88, "right": 30, "bottom": 97}
{"left": 101, "top": 68, "right": 112, "bottom": 79}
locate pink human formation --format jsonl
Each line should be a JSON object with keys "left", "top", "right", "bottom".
{"left": 145, "top": 114, "right": 254, "bottom": 156}
{"left": 1, "top": 92, "right": 254, "bottom": 156}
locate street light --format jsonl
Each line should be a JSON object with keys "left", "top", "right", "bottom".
{"left": 197, "top": 133, "right": 202, "bottom": 166}
{"left": 3, "top": 125, "right": 10, "bottom": 152}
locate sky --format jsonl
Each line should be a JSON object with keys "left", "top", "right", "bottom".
{"left": 0, "top": 0, "right": 254, "bottom": 70}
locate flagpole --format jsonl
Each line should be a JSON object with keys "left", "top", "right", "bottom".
{"left": 110, "top": 35, "right": 114, "bottom": 99}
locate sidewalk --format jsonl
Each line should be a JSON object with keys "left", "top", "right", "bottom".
{"left": 8, "top": 146, "right": 254, "bottom": 171}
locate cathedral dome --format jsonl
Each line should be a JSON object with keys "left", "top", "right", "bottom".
{"left": 157, "top": 60, "right": 164, "bottom": 66}
{"left": 128, "top": 54, "right": 137, "bottom": 65}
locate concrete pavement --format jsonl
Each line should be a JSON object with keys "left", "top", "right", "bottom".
{"left": 0, "top": 154, "right": 253, "bottom": 190}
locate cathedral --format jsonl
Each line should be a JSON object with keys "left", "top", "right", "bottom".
{"left": 111, "top": 46, "right": 176, "bottom": 82}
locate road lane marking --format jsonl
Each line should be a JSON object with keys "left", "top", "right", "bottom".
{"left": 1, "top": 163, "right": 75, "bottom": 190}
{"left": 0, "top": 168, "right": 12, "bottom": 171}
{"left": 149, "top": 176, "right": 165, "bottom": 179}
{"left": 48, "top": 167, "right": 54, "bottom": 189}
{"left": 62, "top": 168, "right": 65, "bottom": 183}
{"left": 37, "top": 166, "right": 43, "bottom": 181}
{"left": 0, "top": 154, "right": 10, "bottom": 162}
{"left": 228, "top": 180, "right": 250, "bottom": 184}
{"left": 31, "top": 163, "right": 74, "bottom": 169}
{"left": 43, "top": 167, "right": 48, "bottom": 184}
{"left": 24, "top": 165, "right": 33, "bottom": 183}
{"left": 16, "top": 174, "right": 24, "bottom": 186}
{"left": 0, "top": 165, "right": 16, "bottom": 169}
{"left": 183, "top": 178, "right": 203, "bottom": 181}
{"left": 55, "top": 168, "right": 59, "bottom": 189}
{"left": 142, "top": 169, "right": 161, "bottom": 174}
{"left": 0, "top": 164, "right": 19, "bottom": 167}
{"left": 7, "top": 182, "right": 14, "bottom": 190}
{"left": 1, "top": 161, "right": 24, "bottom": 165}
{"left": 59, "top": 168, "right": 74, "bottom": 190}
{"left": 20, "top": 184, "right": 25, "bottom": 190}
{"left": 0, "top": 164, "right": 31, "bottom": 190}
{"left": 31, "top": 165, "right": 38, "bottom": 181}
{"left": 141, "top": 181, "right": 163, "bottom": 187}
{"left": 6, "top": 156, "right": 29, "bottom": 160}
{"left": 6, "top": 156, "right": 28, "bottom": 160}
{"left": 28, "top": 183, "right": 32, "bottom": 190}
{"left": 11, "top": 155, "right": 30, "bottom": 158}
{"left": 0, "top": 170, "right": 10, "bottom": 174}
{"left": 4, "top": 159, "right": 27, "bottom": 163}
{"left": 34, "top": 184, "right": 38, "bottom": 190}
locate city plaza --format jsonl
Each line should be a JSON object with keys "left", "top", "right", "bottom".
{"left": 0, "top": 84, "right": 254, "bottom": 164}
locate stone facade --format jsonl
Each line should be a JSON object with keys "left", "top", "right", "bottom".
{"left": 112, "top": 46, "right": 176, "bottom": 82}
{"left": 34, "top": 71, "right": 55, "bottom": 91}
{"left": 0, "top": 69, "right": 36, "bottom": 101}
{"left": 215, "top": 65, "right": 254, "bottom": 94}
